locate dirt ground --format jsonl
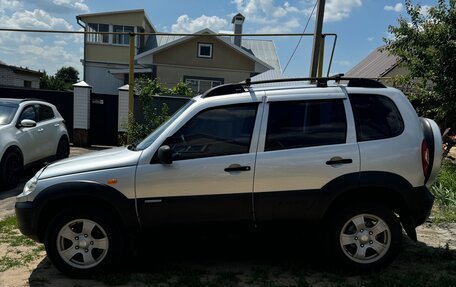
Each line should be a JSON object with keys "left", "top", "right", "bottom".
{"left": 0, "top": 222, "right": 455, "bottom": 287}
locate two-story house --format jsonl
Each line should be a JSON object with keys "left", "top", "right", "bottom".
{"left": 76, "top": 10, "right": 280, "bottom": 94}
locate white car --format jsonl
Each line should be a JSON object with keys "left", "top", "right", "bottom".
{"left": 0, "top": 98, "right": 69, "bottom": 190}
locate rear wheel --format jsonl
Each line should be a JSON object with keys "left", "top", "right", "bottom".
{"left": 56, "top": 137, "right": 70, "bottom": 160}
{"left": 44, "top": 209, "right": 123, "bottom": 277}
{"left": 327, "top": 203, "right": 402, "bottom": 272}
{"left": 0, "top": 151, "right": 23, "bottom": 190}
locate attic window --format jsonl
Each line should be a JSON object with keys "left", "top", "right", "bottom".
{"left": 198, "top": 43, "right": 213, "bottom": 58}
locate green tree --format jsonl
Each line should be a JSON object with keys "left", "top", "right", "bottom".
{"left": 40, "top": 71, "right": 66, "bottom": 90}
{"left": 385, "top": 0, "right": 456, "bottom": 127}
{"left": 55, "top": 66, "right": 79, "bottom": 85}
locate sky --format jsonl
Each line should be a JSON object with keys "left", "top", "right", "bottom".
{"left": 0, "top": 0, "right": 437, "bottom": 78}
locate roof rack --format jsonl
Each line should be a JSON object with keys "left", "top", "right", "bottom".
{"left": 200, "top": 74, "right": 386, "bottom": 98}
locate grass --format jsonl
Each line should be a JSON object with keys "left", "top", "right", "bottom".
{"left": 0, "top": 216, "right": 44, "bottom": 272}
{"left": 431, "top": 162, "right": 456, "bottom": 223}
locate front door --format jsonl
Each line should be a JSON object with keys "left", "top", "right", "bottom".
{"left": 135, "top": 103, "right": 261, "bottom": 226}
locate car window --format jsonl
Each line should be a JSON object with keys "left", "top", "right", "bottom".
{"left": 18, "top": 105, "right": 37, "bottom": 122}
{"left": 163, "top": 104, "right": 258, "bottom": 160}
{"left": 0, "top": 104, "right": 18, "bottom": 125}
{"left": 349, "top": 94, "right": 404, "bottom": 141}
{"left": 39, "top": 104, "right": 55, "bottom": 122}
{"left": 265, "top": 100, "right": 347, "bottom": 151}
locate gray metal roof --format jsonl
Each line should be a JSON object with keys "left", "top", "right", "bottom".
{"left": 142, "top": 35, "right": 281, "bottom": 71}
{"left": 345, "top": 46, "right": 399, "bottom": 78}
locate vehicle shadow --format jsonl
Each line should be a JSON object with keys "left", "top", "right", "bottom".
{"left": 27, "top": 230, "right": 456, "bottom": 287}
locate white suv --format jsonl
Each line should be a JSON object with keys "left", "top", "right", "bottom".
{"left": 0, "top": 99, "right": 69, "bottom": 190}
{"left": 15, "top": 77, "right": 442, "bottom": 276}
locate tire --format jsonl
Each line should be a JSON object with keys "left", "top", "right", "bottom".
{"left": 56, "top": 137, "right": 70, "bottom": 160}
{"left": 44, "top": 209, "right": 124, "bottom": 277}
{"left": 0, "top": 151, "right": 23, "bottom": 190}
{"left": 327, "top": 203, "right": 402, "bottom": 272}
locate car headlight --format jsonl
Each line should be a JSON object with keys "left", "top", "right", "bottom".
{"left": 21, "top": 176, "right": 38, "bottom": 197}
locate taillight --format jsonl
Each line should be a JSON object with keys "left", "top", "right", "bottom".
{"left": 421, "top": 139, "right": 429, "bottom": 177}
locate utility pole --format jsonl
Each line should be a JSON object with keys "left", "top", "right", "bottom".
{"left": 309, "top": 0, "right": 326, "bottom": 78}
{"left": 128, "top": 32, "right": 135, "bottom": 115}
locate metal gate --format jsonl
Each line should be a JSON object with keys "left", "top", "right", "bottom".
{"left": 90, "top": 93, "right": 119, "bottom": 146}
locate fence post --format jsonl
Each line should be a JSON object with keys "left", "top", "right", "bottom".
{"left": 118, "top": 84, "right": 129, "bottom": 131}
{"left": 73, "top": 81, "right": 92, "bottom": 147}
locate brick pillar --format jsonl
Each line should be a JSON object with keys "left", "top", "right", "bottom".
{"left": 73, "top": 81, "right": 92, "bottom": 147}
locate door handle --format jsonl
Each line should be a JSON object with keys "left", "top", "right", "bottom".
{"left": 326, "top": 157, "right": 353, "bottom": 165}
{"left": 224, "top": 164, "right": 251, "bottom": 172}
{"left": 37, "top": 128, "right": 44, "bottom": 132}
{"left": 54, "top": 123, "right": 60, "bottom": 127}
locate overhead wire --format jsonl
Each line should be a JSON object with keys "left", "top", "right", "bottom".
{"left": 282, "top": 0, "right": 318, "bottom": 73}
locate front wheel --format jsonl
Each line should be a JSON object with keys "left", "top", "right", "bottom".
{"left": 44, "top": 210, "right": 124, "bottom": 277}
{"left": 0, "top": 151, "right": 23, "bottom": 190}
{"left": 327, "top": 203, "right": 402, "bottom": 272}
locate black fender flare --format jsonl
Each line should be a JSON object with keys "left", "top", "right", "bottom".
{"left": 32, "top": 181, "right": 139, "bottom": 239}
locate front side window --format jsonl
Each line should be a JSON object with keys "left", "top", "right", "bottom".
{"left": 198, "top": 43, "right": 213, "bottom": 58}
{"left": 349, "top": 94, "right": 404, "bottom": 142}
{"left": 163, "top": 104, "right": 258, "bottom": 160}
{"left": 265, "top": 100, "right": 347, "bottom": 151}
{"left": 18, "top": 105, "right": 37, "bottom": 122}
{"left": 87, "top": 23, "right": 109, "bottom": 43}
{"left": 0, "top": 104, "right": 18, "bottom": 125}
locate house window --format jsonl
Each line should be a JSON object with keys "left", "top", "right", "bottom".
{"left": 197, "top": 43, "right": 213, "bottom": 58}
{"left": 87, "top": 23, "right": 109, "bottom": 43}
{"left": 113, "top": 25, "right": 134, "bottom": 45}
{"left": 23, "top": 80, "right": 32, "bottom": 88}
{"left": 185, "top": 77, "right": 222, "bottom": 94}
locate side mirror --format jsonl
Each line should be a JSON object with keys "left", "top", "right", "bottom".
{"left": 158, "top": 145, "right": 173, "bottom": 164}
{"left": 18, "top": 119, "right": 37, "bottom": 128}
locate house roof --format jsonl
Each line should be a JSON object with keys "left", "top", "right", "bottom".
{"left": 136, "top": 28, "right": 280, "bottom": 71}
{"left": 345, "top": 45, "right": 399, "bottom": 79}
{"left": 0, "top": 62, "right": 43, "bottom": 76}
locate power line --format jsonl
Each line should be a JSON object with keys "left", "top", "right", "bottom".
{"left": 283, "top": 0, "right": 318, "bottom": 73}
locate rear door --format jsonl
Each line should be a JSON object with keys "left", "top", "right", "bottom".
{"left": 253, "top": 92, "right": 360, "bottom": 221}
{"left": 37, "top": 104, "right": 59, "bottom": 158}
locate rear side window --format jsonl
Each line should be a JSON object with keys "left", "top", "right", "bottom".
{"left": 265, "top": 100, "right": 347, "bottom": 151}
{"left": 38, "top": 105, "right": 55, "bottom": 121}
{"left": 349, "top": 94, "right": 404, "bottom": 142}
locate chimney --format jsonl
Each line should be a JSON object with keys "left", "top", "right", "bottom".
{"left": 232, "top": 13, "right": 245, "bottom": 47}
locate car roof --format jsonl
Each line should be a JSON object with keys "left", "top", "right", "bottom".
{"left": 0, "top": 98, "right": 50, "bottom": 105}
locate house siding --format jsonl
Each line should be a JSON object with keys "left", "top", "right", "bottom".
{"left": 79, "top": 11, "right": 147, "bottom": 27}
{"left": 156, "top": 65, "right": 251, "bottom": 89}
{"left": 153, "top": 36, "right": 255, "bottom": 71}
{"left": 85, "top": 62, "right": 126, "bottom": 94}
{"left": 86, "top": 44, "right": 131, "bottom": 64}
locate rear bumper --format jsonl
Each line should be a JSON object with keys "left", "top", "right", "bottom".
{"left": 406, "top": 185, "right": 435, "bottom": 227}
{"left": 15, "top": 201, "right": 40, "bottom": 242}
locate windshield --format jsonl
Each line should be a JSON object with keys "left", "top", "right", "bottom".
{"left": 136, "top": 100, "right": 194, "bottom": 150}
{"left": 0, "top": 104, "right": 18, "bottom": 125}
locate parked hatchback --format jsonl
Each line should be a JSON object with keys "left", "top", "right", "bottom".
{"left": 15, "top": 77, "right": 441, "bottom": 276}
{"left": 0, "top": 99, "right": 70, "bottom": 190}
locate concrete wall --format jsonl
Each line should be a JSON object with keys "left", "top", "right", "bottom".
{"left": 0, "top": 66, "right": 40, "bottom": 88}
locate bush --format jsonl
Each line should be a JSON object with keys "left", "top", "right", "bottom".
{"left": 431, "top": 162, "right": 456, "bottom": 222}
{"left": 120, "top": 78, "right": 194, "bottom": 145}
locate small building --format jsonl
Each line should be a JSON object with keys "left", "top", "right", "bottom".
{"left": 76, "top": 10, "right": 280, "bottom": 95}
{"left": 0, "top": 61, "right": 42, "bottom": 89}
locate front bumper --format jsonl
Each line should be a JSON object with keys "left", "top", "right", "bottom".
{"left": 15, "top": 201, "right": 40, "bottom": 242}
